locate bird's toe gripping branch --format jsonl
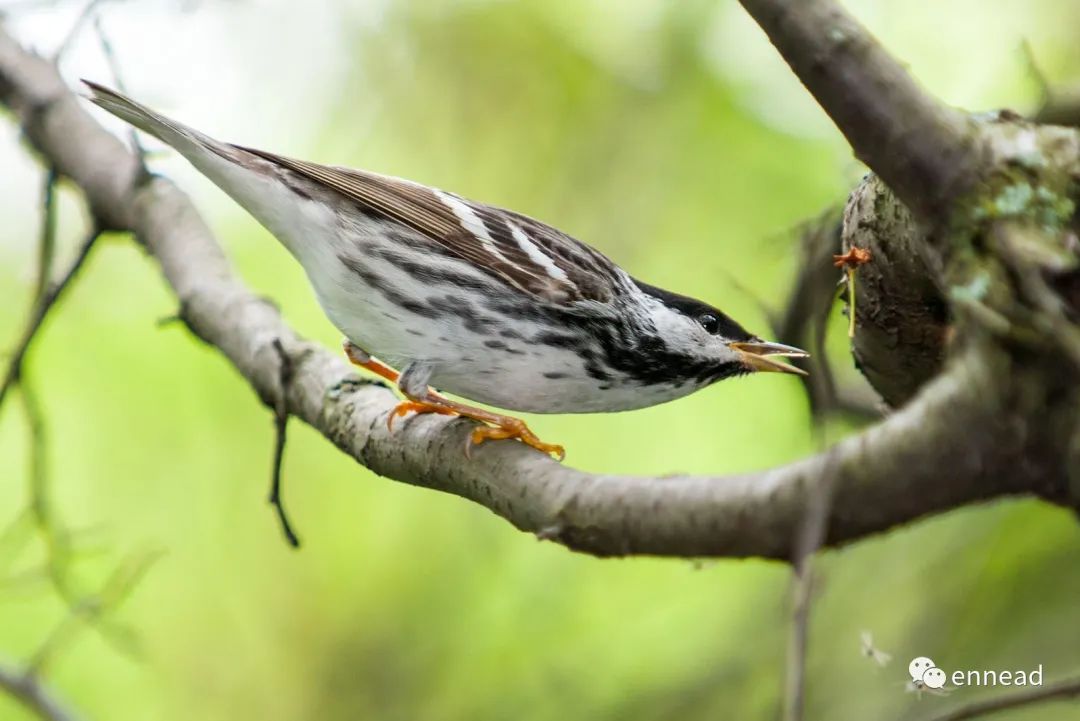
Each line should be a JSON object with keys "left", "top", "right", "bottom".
{"left": 343, "top": 340, "right": 565, "bottom": 460}
{"left": 468, "top": 418, "right": 566, "bottom": 461}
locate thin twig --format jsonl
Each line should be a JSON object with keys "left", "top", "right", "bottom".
{"left": 0, "top": 665, "right": 79, "bottom": 721}
{"left": 91, "top": 13, "right": 144, "bottom": 162}
{"left": 0, "top": 0, "right": 70, "bottom": 15}
{"left": 1033, "top": 87, "right": 1080, "bottom": 128}
{"left": 269, "top": 338, "right": 300, "bottom": 548}
{"left": 0, "top": 167, "right": 59, "bottom": 413}
{"left": 155, "top": 310, "right": 185, "bottom": 328}
{"left": 33, "top": 169, "right": 58, "bottom": 301}
{"left": 51, "top": 0, "right": 107, "bottom": 62}
{"left": 992, "top": 224, "right": 1080, "bottom": 370}
{"left": 16, "top": 325, "right": 139, "bottom": 658}
{"left": 18, "top": 377, "right": 71, "bottom": 594}
{"left": 782, "top": 451, "right": 841, "bottom": 721}
{"left": 0, "top": 168, "right": 131, "bottom": 659}
{"left": 922, "top": 675, "right": 1080, "bottom": 721}
{"left": 0, "top": 510, "right": 35, "bottom": 579}
{"left": 0, "top": 226, "right": 101, "bottom": 414}
{"left": 783, "top": 565, "right": 813, "bottom": 721}
{"left": 771, "top": 210, "right": 881, "bottom": 422}
{"left": 1021, "top": 40, "right": 1080, "bottom": 129}
{"left": 1019, "top": 40, "right": 1051, "bottom": 105}
{"left": 28, "top": 549, "right": 159, "bottom": 675}
{"left": 737, "top": 0, "right": 980, "bottom": 224}
{"left": 6, "top": 167, "right": 72, "bottom": 601}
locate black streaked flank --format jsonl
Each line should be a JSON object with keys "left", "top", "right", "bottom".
{"left": 533, "top": 331, "right": 580, "bottom": 349}
{"left": 338, "top": 255, "right": 436, "bottom": 318}
{"left": 426, "top": 295, "right": 503, "bottom": 336}
{"left": 369, "top": 244, "right": 496, "bottom": 292}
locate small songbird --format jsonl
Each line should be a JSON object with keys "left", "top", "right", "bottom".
{"left": 84, "top": 81, "right": 807, "bottom": 460}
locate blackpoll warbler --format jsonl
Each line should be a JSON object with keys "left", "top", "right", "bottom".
{"left": 84, "top": 81, "right": 807, "bottom": 460}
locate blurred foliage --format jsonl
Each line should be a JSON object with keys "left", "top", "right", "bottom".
{"left": 1, "top": 0, "right": 1080, "bottom": 719}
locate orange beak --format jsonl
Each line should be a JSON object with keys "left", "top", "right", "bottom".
{"left": 728, "top": 340, "right": 810, "bottom": 376}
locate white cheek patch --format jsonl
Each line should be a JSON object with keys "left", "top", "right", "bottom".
{"left": 637, "top": 295, "right": 697, "bottom": 353}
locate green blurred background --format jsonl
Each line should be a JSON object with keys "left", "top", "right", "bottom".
{"left": 2, "top": 1, "right": 1080, "bottom": 719}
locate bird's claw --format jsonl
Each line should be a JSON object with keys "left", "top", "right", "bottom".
{"left": 382, "top": 387, "right": 566, "bottom": 461}
{"left": 467, "top": 421, "right": 566, "bottom": 461}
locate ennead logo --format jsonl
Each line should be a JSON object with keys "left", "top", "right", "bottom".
{"left": 909, "top": 656, "right": 1044, "bottom": 691}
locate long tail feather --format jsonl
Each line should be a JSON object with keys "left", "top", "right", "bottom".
{"left": 81, "top": 79, "right": 216, "bottom": 154}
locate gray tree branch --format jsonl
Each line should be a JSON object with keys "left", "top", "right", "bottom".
{"left": 0, "top": 24, "right": 1068, "bottom": 560}
{"left": 842, "top": 175, "right": 948, "bottom": 407}
{"left": 737, "top": 0, "right": 982, "bottom": 225}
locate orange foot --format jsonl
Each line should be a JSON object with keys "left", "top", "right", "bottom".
{"left": 342, "top": 340, "right": 565, "bottom": 460}
{"left": 393, "top": 395, "right": 565, "bottom": 461}
{"left": 469, "top": 418, "right": 566, "bottom": 461}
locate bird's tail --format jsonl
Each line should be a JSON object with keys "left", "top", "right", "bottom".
{"left": 81, "top": 80, "right": 221, "bottom": 158}
{"left": 80, "top": 80, "right": 327, "bottom": 266}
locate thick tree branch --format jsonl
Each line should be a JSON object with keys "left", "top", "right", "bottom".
{"left": 0, "top": 25, "right": 1068, "bottom": 559}
{"left": 841, "top": 176, "right": 949, "bottom": 406}
{"left": 737, "top": 0, "right": 981, "bottom": 224}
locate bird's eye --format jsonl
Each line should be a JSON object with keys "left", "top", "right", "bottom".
{"left": 698, "top": 313, "right": 720, "bottom": 334}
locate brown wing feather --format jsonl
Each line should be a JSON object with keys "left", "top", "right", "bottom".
{"left": 233, "top": 144, "right": 619, "bottom": 305}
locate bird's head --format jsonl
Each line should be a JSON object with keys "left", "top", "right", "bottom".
{"left": 633, "top": 280, "right": 808, "bottom": 381}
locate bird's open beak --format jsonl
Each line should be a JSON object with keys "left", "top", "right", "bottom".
{"left": 728, "top": 339, "right": 810, "bottom": 376}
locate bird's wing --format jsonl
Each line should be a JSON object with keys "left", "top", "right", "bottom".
{"left": 234, "top": 146, "right": 622, "bottom": 306}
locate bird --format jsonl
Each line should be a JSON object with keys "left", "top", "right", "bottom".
{"left": 83, "top": 81, "right": 808, "bottom": 460}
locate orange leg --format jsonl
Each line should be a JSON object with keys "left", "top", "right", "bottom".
{"left": 343, "top": 340, "right": 399, "bottom": 384}
{"left": 344, "top": 341, "right": 440, "bottom": 429}
{"left": 342, "top": 340, "right": 565, "bottom": 460}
